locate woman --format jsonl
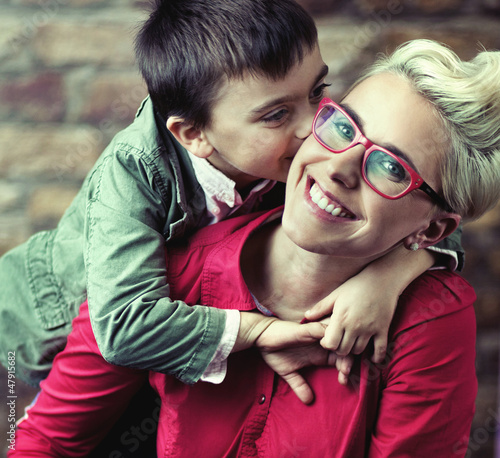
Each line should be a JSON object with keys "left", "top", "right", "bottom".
{"left": 11, "top": 40, "right": 500, "bottom": 457}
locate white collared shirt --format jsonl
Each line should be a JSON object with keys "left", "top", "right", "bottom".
{"left": 190, "top": 154, "right": 275, "bottom": 226}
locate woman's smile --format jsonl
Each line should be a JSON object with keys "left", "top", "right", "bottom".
{"left": 308, "top": 180, "right": 356, "bottom": 219}
{"left": 303, "top": 175, "right": 358, "bottom": 225}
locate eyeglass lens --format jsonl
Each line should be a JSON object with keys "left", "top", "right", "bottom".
{"left": 314, "top": 105, "right": 413, "bottom": 198}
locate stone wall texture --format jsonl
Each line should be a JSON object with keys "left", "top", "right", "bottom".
{"left": 1, "top": 0, "right": 499, "bottom": 456}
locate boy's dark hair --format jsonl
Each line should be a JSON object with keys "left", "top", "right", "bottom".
{"left": 135, "top": 0, "right": 318, "bottom": 128}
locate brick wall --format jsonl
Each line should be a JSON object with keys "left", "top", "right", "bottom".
{"left": 1, "top": 0, "right": 499, "bottom": 456}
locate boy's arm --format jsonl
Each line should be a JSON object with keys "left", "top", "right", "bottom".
{"left": 85, "top": 148, "right": 226, "bottom": 384}
{"left": 306, "top": 245, "right": 436, "bottom": 363}
{"left": 85, "top": 148, "right": 329, "bottom": 391}
{"left": 306, "top": 224, "right": 464, "bottom": 367}
{"left": 427, "top": 222, "right": 464, "bottom": 271}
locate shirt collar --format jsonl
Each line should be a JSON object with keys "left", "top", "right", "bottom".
{"left": 200, "top": 208, "right": 283, "bottom": 311}
{"left": 189, "top": 154, "right": 275, "bottom": 225}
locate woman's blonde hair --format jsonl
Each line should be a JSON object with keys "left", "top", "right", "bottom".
{"left": 353, "top": 39, "right": 500, "bottom": 220}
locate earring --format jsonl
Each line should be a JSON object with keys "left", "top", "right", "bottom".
{"left": 409, "top": 243, "right": 419, "bottom": 251}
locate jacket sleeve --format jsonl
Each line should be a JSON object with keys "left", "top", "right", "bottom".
{"left": 368, "top": 296, "right": 477, "bottom": 457}
{"left": 84, "top": 145, "right": 226, "bottom": 384}
{"left": 428, "top": 223, "right": 465, "bottom": 271}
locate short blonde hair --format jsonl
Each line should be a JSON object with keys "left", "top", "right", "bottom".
{"left": 353, "top": 39, "right": 500, "bottom": 220}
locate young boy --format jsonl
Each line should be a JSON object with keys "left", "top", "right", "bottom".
{"left": 0, "top": 0, "right": 461, "bottom": 396}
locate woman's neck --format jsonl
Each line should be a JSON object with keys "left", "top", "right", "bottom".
{"left": 241, "top": 220, "right": 369, "bottom": 322}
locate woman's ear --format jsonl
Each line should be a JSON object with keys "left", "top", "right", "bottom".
{"left": 166, "top": 117, "right": 214, "bottom": 158}
{"left": 404, "top": 212, "right": 462, "bottom": 250}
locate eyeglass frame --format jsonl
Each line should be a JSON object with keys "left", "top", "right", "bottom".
{"left": 312, "top": 98, "right": 455, "bottom": 214}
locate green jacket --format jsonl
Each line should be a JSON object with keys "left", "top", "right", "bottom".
{"left": 0, "top": 98, "right": 226, "bottom": 385}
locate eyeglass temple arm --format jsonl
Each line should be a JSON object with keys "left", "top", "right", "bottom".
{"left": 419, "top": 182, "right": 455, "bottom": 213}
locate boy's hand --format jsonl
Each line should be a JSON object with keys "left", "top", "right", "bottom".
{"left": 304, "top": 274, "right": 398, "bottom": 364}
{"left": 336, "top": 354, "right": 354, "bottom": 386}
{"left": 256, "top": 319, "right": 336, "bottom": 404}
{"left": 235, "top": 313, "right": 335, "bottom": 404}
{"left": 304, "top": 247, "right": 436, "bottom": 364}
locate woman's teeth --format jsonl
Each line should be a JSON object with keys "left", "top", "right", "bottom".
{"left": 309, "top": 183, "right": 351, "bottom": 218}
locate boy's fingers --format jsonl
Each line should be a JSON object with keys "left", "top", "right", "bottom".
{"left": 281, "top": 372, "right": 314, "bottom": 405}
{"left": 304, "top": 294, "right": 337, "bottom": 321}
{"left": 301, "top": 322, "right": 327, "bottom": 341}
{"left": 326, "top": 351, "right": 338, "bottom": 366}
{"left": 335, "top": 332, "right": 356, "bottom": 356}
{"left": 336, "top": 355, "right": 354, "bottom": 386}
{"left": 352, "top": 336, "right": 370, "bottom": 355}
{"left": 339, "top": 355, "right": 353, "bottom": 373}
{"left": 337, "top": 370, "right": 350, "bottom": 386}
{"left": 320, "top": 322, "right": 343, "bottom": 351}
{"left": 371, "top": 336, "right": 388, "bottom": 363}
{"left": 259, "top": 321, "right": 324, "bottom": 351}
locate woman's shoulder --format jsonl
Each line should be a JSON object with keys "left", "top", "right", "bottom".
{"left": 390, "top": 271, "right": 476, "bottom": 338}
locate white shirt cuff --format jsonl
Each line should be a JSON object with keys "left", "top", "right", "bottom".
{"left": 426, "top": 245, "right": 459, "bottom": 272}
{"left": 200, "top": 309, "right": 240, "bottom": 384}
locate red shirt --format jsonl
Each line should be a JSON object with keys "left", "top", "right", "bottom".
{"left": 12, "top": 209, "right": 477, "bottom": 457}
{"left": 151, "top": 209, "right": 477, "bottom": 457}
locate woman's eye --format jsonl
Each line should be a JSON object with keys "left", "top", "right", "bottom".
{"left": 311, "top": 83, "right": 331, "bottom": 101}
{"left": 385, "top": 160, "right": 405, "bottom": 179}
{"left": 335, "top": 122, "right": 355, "bottom": 141}
{"left": 374, "top": 155, "right": 406, "bottom": 182}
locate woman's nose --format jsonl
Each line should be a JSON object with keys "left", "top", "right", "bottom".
{"left": 325, "top": 144, "right": 364, "bottom": 189}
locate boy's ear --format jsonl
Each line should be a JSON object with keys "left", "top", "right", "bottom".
{"left": 166, "top": 117, "right": 214, "bottom": 159}
{"left": 404, "top": 212, "right": 461, "bottom": 250}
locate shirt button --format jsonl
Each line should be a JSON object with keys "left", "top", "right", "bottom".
{"left": 258, "top": 395, "right": 266, "bottom": 405}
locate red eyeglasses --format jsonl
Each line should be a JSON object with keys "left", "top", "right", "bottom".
{"left": 312, "top": 98, "right": 454, "bottom": 213}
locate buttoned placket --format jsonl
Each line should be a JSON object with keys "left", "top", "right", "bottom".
{"left": 238, "top": 362, "right": 275, "bottom": 456}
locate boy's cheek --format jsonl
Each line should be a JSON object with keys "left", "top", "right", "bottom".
{"left": 279, "top": 160, "right": 294, "bottom": 182}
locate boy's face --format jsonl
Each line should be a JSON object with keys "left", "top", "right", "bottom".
{"left": 202, "top": 44, "right": 329, "bottom": 189}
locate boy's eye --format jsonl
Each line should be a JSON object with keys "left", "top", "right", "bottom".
{"left": 262, "top": 108, "right": 289, "bottom": 124}
{"left": 311, "top": 82, "right": 331, "bottom": 101}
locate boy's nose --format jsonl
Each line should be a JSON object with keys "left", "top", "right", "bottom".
{"left": 295, "top": 108, "right": 315, "bottom": 140}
